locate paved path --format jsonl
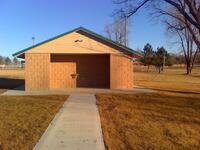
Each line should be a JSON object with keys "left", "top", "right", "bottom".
{"left": 34, "top": 94, "right": 105, "bottom": 150}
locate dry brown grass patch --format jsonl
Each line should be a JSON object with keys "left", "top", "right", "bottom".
{"left": 96, "top": 93, "right": 200, "bottom": 150}
{"left": 0, "top": 69, "right": 24, "bottom": 79}
{"left": 134, "top": 67, "right": 200, "bottom": 93}
{"left": 0, "top": 95, "right": 68, "bottom": 150}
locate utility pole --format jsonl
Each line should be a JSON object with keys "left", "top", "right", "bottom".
{"left": 125, "top": 16, "right": 128, "bottom": 46}
{"left": 123, "top": 14, "right": 128, "bottom": 46}
{"left": 32, "top": 37, "right": 35, "bottom": 45}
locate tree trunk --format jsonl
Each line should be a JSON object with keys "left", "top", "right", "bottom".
{"left": 189, "top": 67, "right": 192, "bottom": 74}
{"left": 158, "top": 67, "right": 161, "bottom": 74}
{"left": 186, "top": 66, "right": 190, "bottom": 74}
{"left": 147, "top": 65, "right": 150, "bottom": 72}
{"left": 186, "top": 63, "right": 191, "bottom": 75}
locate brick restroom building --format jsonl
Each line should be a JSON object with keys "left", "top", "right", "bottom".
{"left": 13, "top": 27, "right": 141, "bottom": 91}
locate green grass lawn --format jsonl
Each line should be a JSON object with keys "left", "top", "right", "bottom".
{"left": 0, "top": 95, "right": 68, "bottom": 150}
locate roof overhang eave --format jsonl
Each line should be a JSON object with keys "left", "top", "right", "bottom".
{"left": 13, "top": 53, "right": 25, "bottom": 59}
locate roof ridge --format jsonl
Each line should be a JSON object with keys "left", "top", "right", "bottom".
{"left": 13, "top": 27, "right": 143, "bottom": 57}
{"left": 79, "top": 27, "right": 142, "bottom": 56}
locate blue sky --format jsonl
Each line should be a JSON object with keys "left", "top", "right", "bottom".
{"left": 0, "top": 0, "right": 173, "bottom": 57}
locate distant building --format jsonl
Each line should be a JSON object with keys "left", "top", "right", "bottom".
{"left": 133, "top": 54, "right": 143, "bottom": 65}
{"left": 0, "top": 64, "right": 5, "bottom": 68}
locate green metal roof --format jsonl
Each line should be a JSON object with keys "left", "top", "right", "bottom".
{"left": 13, "top": 27, "right": 143, "bottom": 57}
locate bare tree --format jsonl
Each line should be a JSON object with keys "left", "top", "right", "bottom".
{"left": 5, "top": 57, "right": 11, "bottom": 65}
{"left": 105, "top": 25, "right": 112, "bottom": 40}
{"left": 104, "top": 18, "right": 129, "bottom": 46}
{"left": 13, "top": 57, "right": 19, "bottom": 65}
{"left": 167, "top": 22, "right": 199, "bottom": 74}
{"left": 113, "top": 0, "right": 200, "bottom": 74}
{"left": 196, "top": 52, "right": 200, "bottom": 64}
{"left": 156, "top": 3, "right": 199, "bottom": 74}
{"left": 0, "top": 56, "right": 4, "bottom": 65}
{"left": 113, "top": 0, "right": 200, "bottom": 50}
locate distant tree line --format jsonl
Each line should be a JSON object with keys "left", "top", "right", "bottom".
{"left": 0, "top": 56, "right": 19, "bottom": 66}
{"left": 140, "top": 43, "right": 200, "bottom": 74}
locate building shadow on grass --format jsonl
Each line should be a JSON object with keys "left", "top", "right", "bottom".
{"left": 0, "top": 78, "right": 25, "bottom": 91}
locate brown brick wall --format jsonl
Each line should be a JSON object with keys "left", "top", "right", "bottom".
{"left": 25, "top": 53, "right": 50, "bottom": 91}
{"left": 110, "top": 54, "right": 133, "bottom": 89}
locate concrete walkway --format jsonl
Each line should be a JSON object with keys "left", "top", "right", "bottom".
{"left": 1, "top": 86, "right": 156, "bottom": 96}
{"left": 34, "top": 94, "right": 105, "bottom": 150}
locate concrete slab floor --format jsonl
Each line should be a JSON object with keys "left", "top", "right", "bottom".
{"left": 33, "top": 94, "right": 105, "bottom": 150}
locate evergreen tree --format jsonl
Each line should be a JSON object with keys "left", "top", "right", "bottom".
{"left": 153, "top": 47, "right": 172, "bottom": 73}
{"left": 141, "top": 43, "right": 153, "bottom": 72}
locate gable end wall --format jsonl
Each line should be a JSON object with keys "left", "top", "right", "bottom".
{"left": 25, "top": 32, "right": 127, "bottom": 55}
